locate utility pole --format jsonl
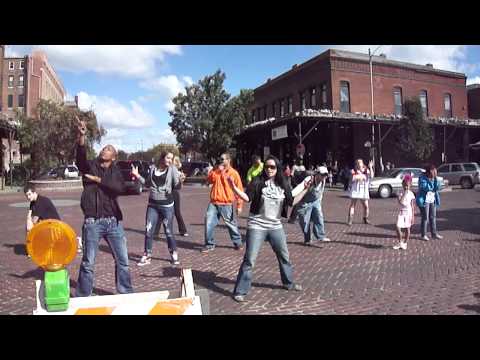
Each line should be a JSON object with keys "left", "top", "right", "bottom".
{"left": 369, "top": 46, "right": 383, "bottom": 174}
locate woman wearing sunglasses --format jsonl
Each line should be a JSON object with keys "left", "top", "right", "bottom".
{"left": 226, "top": 155, "right": 312, "bottom": 302}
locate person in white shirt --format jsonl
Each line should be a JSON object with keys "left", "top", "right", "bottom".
{"left": 393, "top": 174, "right": 416, "bottom": 250}
{"left": 347, "top": 159, "right": 374, "bottom": 225}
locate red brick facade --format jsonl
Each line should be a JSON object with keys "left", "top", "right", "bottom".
{"left": 467, "top": 85, "right": 480, "bottom": 119}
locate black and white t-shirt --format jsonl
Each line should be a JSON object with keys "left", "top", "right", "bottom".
{"left": 248, "top": 179, "right": 285, "bottom": 230}
{"left": 148, "top": 168, "right": 174, "bottom": 207}
{"left": 30, "top": 195, "right": 61, "bottom": 221}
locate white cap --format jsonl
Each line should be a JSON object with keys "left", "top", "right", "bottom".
{"left": 318, "top": 166, "right": 329, "bottom": 175}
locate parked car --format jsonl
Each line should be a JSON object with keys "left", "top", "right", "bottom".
{"left": 55, "top": 165, "right": 79, "bottom": 179}
{"left": 436, "top": 162, "right": 480, "bottom": 189}
{"left": 182, "top": 161, "right": 210, "bottom": 177}
{"left": 116, "top": 160, "right": 150, "bottom": 194}
{"left": 369, "top": 168, "right": 446, "bottom": 199}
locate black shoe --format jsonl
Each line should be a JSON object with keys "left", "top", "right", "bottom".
{"left": 234, "top": 243, "right": 244, "bottom": 251}
{"left": 304, "top": 242, "right": 312, "bottom": 247}
{"left": 283, "top": 283, "right": 302, "bottom": 291}
{"left": 363, "top": 217, "right": 371, "bottom": 225}
{"left": 200, "top": 246, "right": 215, "bottom": 253}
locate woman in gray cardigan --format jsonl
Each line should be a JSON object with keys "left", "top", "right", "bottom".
{"left": 132, "top": 151, "right": 181, "bottom": 266}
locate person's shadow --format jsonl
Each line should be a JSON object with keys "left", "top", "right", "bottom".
{"left": 140, "top": 267, "right": 284, "bottom": 297}
{"left": 3, "top": 243, "right": 28, "bottom": 256}
{"left": 458, "top": 292, "right": 480, "bottom": 314}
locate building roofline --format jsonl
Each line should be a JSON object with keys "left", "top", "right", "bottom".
{"left": 254, "top": 48, "right": 466, "bottom": 93}
{"left": 467, "top": 84, "right": 480, "bottom": 90}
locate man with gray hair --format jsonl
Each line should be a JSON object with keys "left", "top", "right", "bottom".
{"left": 75, "top": 117, "right": 133, "bottom": 297}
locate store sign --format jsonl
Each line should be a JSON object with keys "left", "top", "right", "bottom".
{"left": 272, "top": 125, "right": 288, "bottom": 140}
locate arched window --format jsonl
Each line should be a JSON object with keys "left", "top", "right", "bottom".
{"left": 393, "top": 87, "right": 403, "bottom": 115}
{"left": 280, "top": 99, "right": 285, "bottom": 116}
{"left": 310, "top": 87, "right": 317, "bottom": 108}
{"left": 287, "top": 97, "right": 293, "bottom": 113}
{"left": 300, "top": 92, "right": 306, "bottom": 110}
{"left": 444, "top": 93, "right": 452, "bottom": 118}
{"left": 340, "top": 81, "right": 350, "bottom": 113}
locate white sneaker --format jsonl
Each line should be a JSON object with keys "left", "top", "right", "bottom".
{"left": 137, "top": 255, "right": 151, "bottom": 266}
{"left": 393, "top": 243, "right": 402, "bottom": 250}
{"left": 321, "top": 237, "right": 331, "bottom": 242}
{"left": 171, "top": 251, "right": 180, "bottom": 265}
{"left": 434, "top": 234, "right": 443, "bottom": 240}
{"left": 422, "top": 235, "right": 430, "bottom": 241}
{"left": 400, "top": 242, "right": 407, "bottom": 250}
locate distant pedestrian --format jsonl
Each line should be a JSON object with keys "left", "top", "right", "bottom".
{"left": 284, "top": 164, "right": 292, "bottom": 187}
{"left": 417, "top": 164, "right": 443, "bottom": 241}
{"left": 393, "top": 174, "right": 415, "bottom": 250}
{"left": 340, "top": 164, "right": 350, "bottom": 191}
{"left": 347, "top": 159, "right": 374, "bottom": 225}
{"left": 246, "top": 155, "right": 264, "bottom": 184}
{"left": 296, "top": 166, "right": 331, "bottom": 245}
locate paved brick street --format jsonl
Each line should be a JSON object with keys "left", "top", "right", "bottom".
{"left": 1, "top": 185, "right": 480, "bottom": 315}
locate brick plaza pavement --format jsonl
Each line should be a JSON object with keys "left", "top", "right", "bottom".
{"left": 1, "top": 185, "right": 479, "bottom": 315}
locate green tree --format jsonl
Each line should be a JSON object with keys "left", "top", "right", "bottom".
{"left": 129, "top": 143, "right": 179, "bottom": 163}
{"left": 117, "top": 150, "right": 129, "bottom": 161}
{"left": 169, "top": 70, "right": 252, "bottom": 162}
{"left": 16, "top": 100, "right": 105, "bottom": 177}
{"left": 396, "top": 98, "right": 435, "bottom": 162}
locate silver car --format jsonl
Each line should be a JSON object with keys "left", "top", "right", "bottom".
{"left": 436, "top": 162, "right": 480, "bottom": 189}
{"left": 369, "top": 168, "right": 446, "bottom": 199}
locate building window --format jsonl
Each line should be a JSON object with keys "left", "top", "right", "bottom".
{"left": 288, "top": 97, "right": 293, "bottom": 113}
{"left": 18, "top": 75, "right": 24, "bottom": 87}
{"left": 444, "top": 93, "right": 452, "bottom": 118}
{"left": 9, "top": 61, "right": 14, "bottom": 70}
{"left": 321, "top": 83, "right": 327, "bottom": 108}
{"left": 272, "top": 102, "right": 276, "bottom": 117}
{"left": 263, "top": 105, "right": 267, "bottom": 120}
{"left": 280, "top": 100, "right": 285, "bottom": 116}
{"left": 340, "top": 81, "right": 350, "bottom": 113}
{"left": 8, "top": 95, "right": 13, "bottom": 108}
{"left": 310, "top": 87, "right": 317, "bottom": 108}
{"left": 300, "top": 92, "right": 306, "bottom": 111}
{"left": 8, "top": 75, "right": 14, "bottom": 87}
{"left": 419, "top": 90, "right": 428, "bottom": 117}
{"left": 19, "top": 60, "right": 24, "bottom": 69}
{"left": 393, "top": 87, "right": 403, "bottom": 116}
{"left": 18, "top": 94, "right": 24, "bottom": 108}
{"left": 251, "top": 110, "right": 256, "bottom": 123}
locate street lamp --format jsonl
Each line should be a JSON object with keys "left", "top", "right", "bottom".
{"left": 369, "top": 46, "right": 383, "bottom": 173}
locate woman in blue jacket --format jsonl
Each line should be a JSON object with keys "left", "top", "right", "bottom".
{"left": 416, "top": 164, "right": 443, "bottom": 241}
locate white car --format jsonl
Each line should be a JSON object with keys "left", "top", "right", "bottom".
{"left": 56, "top": 165, "right": 79, "bottom": 179}
{"left": 369, "top": 168, "right": 446, "bottom": 198}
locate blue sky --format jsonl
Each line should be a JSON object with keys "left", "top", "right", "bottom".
{"left": 6, "top": 45, "right": 480, "bottom": 152}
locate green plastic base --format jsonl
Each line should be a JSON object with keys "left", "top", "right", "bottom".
{"left": 44, "top": 269, "right": 70, "bottom": 312}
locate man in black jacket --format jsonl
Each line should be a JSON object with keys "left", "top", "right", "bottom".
{"left": 75, "top": 118, "right": 133, "bottom": 297}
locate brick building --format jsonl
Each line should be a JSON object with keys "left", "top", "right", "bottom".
{"left": 467, "top": 84, "right": 480, "bottom": 119}
{"left": 235, "top": 49, "right": 480, "bottom": 170}
{"left": 0, "top": 46, "right": 66, "bottom": 180}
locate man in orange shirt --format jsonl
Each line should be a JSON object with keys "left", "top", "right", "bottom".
{"left": 201, "top": 153, "right": 244, "bottom": 253}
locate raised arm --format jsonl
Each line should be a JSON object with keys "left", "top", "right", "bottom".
{"left": 75, "top": 117, "right": 90, "bottom": 174}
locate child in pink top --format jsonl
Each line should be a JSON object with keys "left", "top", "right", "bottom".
{"left": 393, "top": 174, "right": 415, "bottom": 250}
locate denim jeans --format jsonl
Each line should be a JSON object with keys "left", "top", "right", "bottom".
{"left": 76, "top": 217, "right": 133, "bottom": 297}
{"left": 297, "top": 200, "right": 326, "bottom": 243}
{"left": 204, "top": 203, "right": 242, "bottom": 247}
{"left": 233, "top": 228, "right": 294, "bottom": 296}
{"left": 173, "top": 190, "right": 187, "bottom": 234}
{"left": 420, "top": 203, "right": 438, "bottom": 237}
{"left": 144, "top": 205, "right": 176, "bottom": 254}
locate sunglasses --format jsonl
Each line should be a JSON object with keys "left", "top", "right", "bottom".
{"left": 264, "top": 165, "right": 277, "bottom": 170}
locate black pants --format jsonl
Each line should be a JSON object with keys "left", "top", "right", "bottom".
{"left": 173, "top": 189, "right": 187, "bottom": 234}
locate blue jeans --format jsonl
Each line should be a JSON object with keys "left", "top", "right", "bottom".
{"left": 204, "top": 203, "right": 242, "bottom": 247}
{"left": 297, "top": 200, "right": 326, "bottom": 243}
{"left": 144, "top": 205, "right": 176, "bottom": 254}
{"left": 76, "top": 217, "right": 133, "bottom": 297}
{"left": 420, "top": 203, "right": 438, "bottom": 237}
{"left": 233, "top": 228, "right": 294, "bottom": 296}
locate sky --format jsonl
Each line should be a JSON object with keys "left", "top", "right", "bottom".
{"left": 5, "top": 45, "right": 480, "bottom": 153}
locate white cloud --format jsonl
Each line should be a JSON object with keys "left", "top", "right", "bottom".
{"left": 77, "top": 91, "right": 155, "bottom": 129}
{"left": 467, "top": 76, "right": 480, "bottom": 86}
{"left": 6, "top": 45, "right": 182, "bottom": 78}
{"left": 139, "top": 75, "right": 193, "bottom": 110}
{"left": 330, "top": 45, "right": 471, "bottom": 74}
